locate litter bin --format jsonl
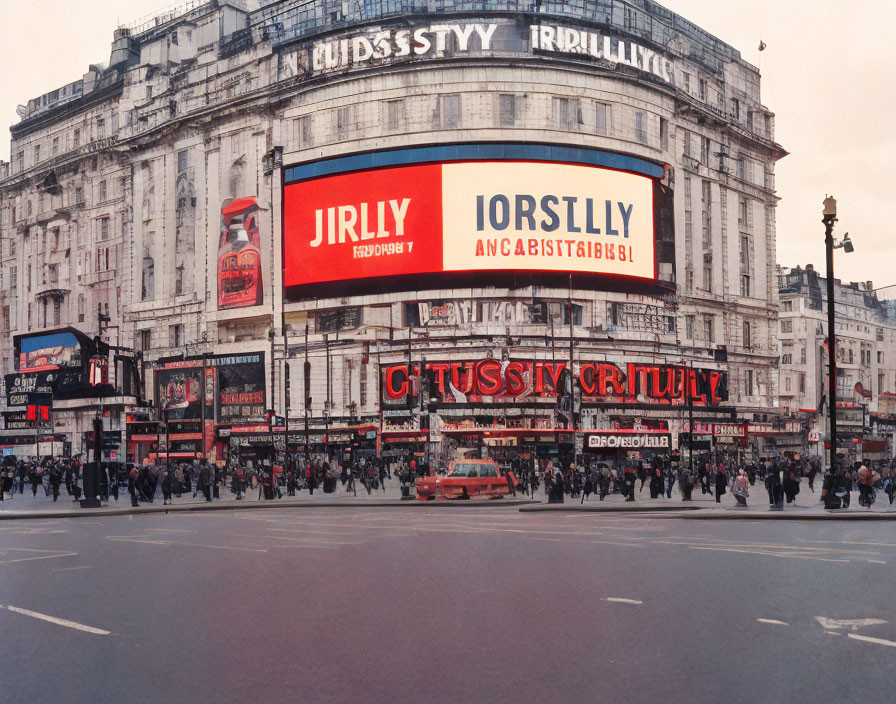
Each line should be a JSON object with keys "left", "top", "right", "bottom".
{"left": 80, "top": 462, "right": 103, "bottom": 508}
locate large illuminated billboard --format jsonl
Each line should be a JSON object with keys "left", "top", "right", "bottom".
{"left": 283, "top": 145, "right": 667, "bottom": 297}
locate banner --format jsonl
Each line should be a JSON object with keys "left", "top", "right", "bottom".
{"left": 284, "top": 160, "right": 656, "bottom": 290}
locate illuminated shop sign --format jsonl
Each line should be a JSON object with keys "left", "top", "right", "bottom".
{"left": 278, "top": 20, "right": 675, "bottom": 85}
{"left": 284, "top": 159, "right": 656, "bottom": 289}
{"left": 531, "top": 25, "right": 674, "bottom": 84}
{"left": 587, "top": 432, "right": 672, "bottom": 450}
{"left": 381, "top": 361, "right": 727, "bottom": 407}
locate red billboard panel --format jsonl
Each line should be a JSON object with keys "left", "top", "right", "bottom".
{"left": 283, "top": 161, "right": 656, "bottom": 291}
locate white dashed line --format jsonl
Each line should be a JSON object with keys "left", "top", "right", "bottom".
{"left": 604, "top": 598, "right": 643, "bottom": 605}
{"left": 815, "top": 617, "right": 888, "bottom": 630}
{"left": 757, "top": 619, "right": 789, "bottom": 626}
{"left": 847, "top": 634, "right": 896, "bottom": 648}
{"left": 5, "top": 606, "right": 110, "bottom": 635}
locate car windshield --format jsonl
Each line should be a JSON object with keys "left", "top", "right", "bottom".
{"left": 450, "top": 463, "right": 483, "bottom": 478}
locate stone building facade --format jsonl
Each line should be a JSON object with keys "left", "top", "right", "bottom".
{"left": 0, "top": 0, "right": 786, "bottom": 463}
{"left": 778, "top": 265, "right": 896, "bottom": 461}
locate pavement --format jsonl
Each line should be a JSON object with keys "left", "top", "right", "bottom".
{"left": 1, "top": 506, "right": 895, "bottom": 703}
{"left": 3, "top": 476, "right": 894, "bottom": 520}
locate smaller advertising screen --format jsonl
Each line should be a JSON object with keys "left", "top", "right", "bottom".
{"left": 18, "top": 332, "right": 82, "bottom": 373}
{"left": 155, "top": 354, "right": 266, "bottom": 424}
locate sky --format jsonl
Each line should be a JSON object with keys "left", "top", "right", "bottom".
{"left": 1, "top": 0, "right": 894, "bottom": 290}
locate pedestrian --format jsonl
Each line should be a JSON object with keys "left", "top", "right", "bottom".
{"left": 623, "top": 464, "right": 637, "bottom": 502}
{"left": 637, "top": 461, "right": 647, "bottom": 492}
{"left": 49, "top": 462, "right": 61, "bottom": 502}
{"left": 765, "top": 460, "right": 783, "bottom": 509}
{"left": 161, "top": 469, "right": 173, "bottom": 505}
{"left": 857, "top": 463, "right": 875, "bottom": 508}
{"left": 128, "top": 466, "right": 140, "bottom": 507}
{"left": 547, "top": 461, "right": 564, "bottom": 503}
{"left": 732, "top": 470, "right": 749, "bottom": 508}
{"left": 714, "top": 463, "right": 727, "bottom": 504}
{"left": 174, "top": 464, "right": 184, "bottom": 498}
{"left": 783, "top": 461, "right": 800, "bottom": 505}
{"left": 649, "top": 462, "right": 663, "bottom": 499}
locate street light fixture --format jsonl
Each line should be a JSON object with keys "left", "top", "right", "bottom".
{"left": 822, "top": 196, "right": 854, "bottom": 475}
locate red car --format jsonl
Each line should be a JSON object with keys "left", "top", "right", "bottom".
{"left": 416, "top": 459, "right": 518, "bottom": 500}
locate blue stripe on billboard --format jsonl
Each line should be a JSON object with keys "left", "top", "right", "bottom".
{"left": 284, "top": 144, "right": 665, "bottom": 184}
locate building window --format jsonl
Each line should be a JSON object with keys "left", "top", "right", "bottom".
{"left": 731, "top": 98, "right": 740, "bottom": 120}
{"left": 297, "top": 115, "right": 313, "bottom": 147}
{"left": 336, "top": 106, "right": 354, "bottom": 138}
{"left": 563, "top": 303, "right": 583, "bottom": 326}
{"left": 781, "top": 320, "right": 793, "bottom": 333}
{"left": 685, "top": 267, "right": 694, "bottom": 293}
{"left": 703, "top": 315, "right": 714, "bottom": 343}
{"left": 139, "top": 329, "right": 152, "bottom": 351}
{"left": 53, "top": 300, "right": 61, "bottom": 326}
{"left": 77, "top": 294, "right": 85, "bottom": 323}
{"left": 73, "top": 128, "right": 81, "bottom": 149}
{"left": 783, "top": 300, "right": 792, "bottom": 312}
{"left": 98, "top": 180, "right": 107, "bottom": 202}
{"left": 785, "top": 376, "right": 791, "bottom": 392}
{"left": 17, "top": 151, "right": 24, "bottom": 172}
{"left": 743, "top": 321, "right": 752, "bottom": 348}
{"left": 175, "top": 264, "right": 184, "bottom": 295}
{"left": 99, "top": 218, "right": 110, "bottom": 240}
{"left": 635, "top": 111, "right": 648, "bottom": 143}
{"left": 745, "top": 369, "right": 754, "bottom": 396}
{"left": 683, "top": 72, "right": 691, "bottom": 93}
{"left": 685, "top": 315, "right": 695, "bottom": 339}
{"left": 498, "top": 94, "right": 517, "bottom": 127}
{"left": 52, "top": 137, "right": 60, "bottom": 156}
{"left": 74, "top": 186, "right": 84, "bottom": 206}
{"left": 438, "top": 95, "right": 460, "bottom": 129}
{"left": 34, "top": 144, "right": 42, "bottom": 164}
{"left": 782, "top": 353, "right": 792, "bottom": 365}
{"left": 700, "top": 136, "right": 710, "bottom": 164}
{"left": 703, "top": 264, "right": 712, "bottom": 293}
{"left": 799, "top": 374, "right": 806, "bottom": 393}
{"left": 96, "top": 117, "right": 105, "bottom": 139}
{"left": 177, "top": 149, "right": 189, "bottom": 172}
{"left": 386, "top": 99, "right": 405, "bottom": 131}
{"left": 595, "top": 102, "right": 610, "bottom": 135}
{"left": 659, "top": 117, "right": 668, "bottom": 151}
{"left": 699, "top": 78, "right": 707, "bottom": 101}
{"left": 740, "top": 274, "right": 751, "bottom": 297}
{"left": 169, "top": 324, "right": 183, "bottom": 348}
{"left": 800, "top": 347, "right": 806, "bottom": 364}
{"left": 551, "top": 96, "right": 581, "bottom": 130}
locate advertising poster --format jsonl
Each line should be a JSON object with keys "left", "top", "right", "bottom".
{"left": 18, "top": 331, "right": 82, "bottom": 373}
{"left": 155, "top": 354, "right": 266, "bottom": 424}
{"left": 218, "top": 197, "right": 263, "bottom": 309}
{"left": 216, "top": 354, "right": 266, "bottom": 423}
{"left": 283, "top": 160, "right": 656, "bottom": 291}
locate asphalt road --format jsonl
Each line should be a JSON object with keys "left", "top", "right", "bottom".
{"left": 1, "top": 507, "right": 894, "bottom": 704}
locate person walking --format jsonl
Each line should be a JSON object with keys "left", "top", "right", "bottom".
{"left": 161, "top": 468, "right": 174, "bottom": 505}
{"left": 127, "top": 466, "right": 140, "bottom": 507}
{"left": 714, "top": 463, "right": 728, "bottom": 504}
{"left": 49, "top": 462, "right": 62, "bottom": 502}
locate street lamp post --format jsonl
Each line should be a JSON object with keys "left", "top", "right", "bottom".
{"left": 822, "top": 196, "right": 854, "bottom": 473}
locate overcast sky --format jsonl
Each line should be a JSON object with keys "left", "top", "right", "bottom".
{"left": 1, "top": 1, "right": 893, "bottom": 290}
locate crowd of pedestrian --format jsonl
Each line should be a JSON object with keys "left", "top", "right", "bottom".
{"left": 3, "top": 451, "right": 895, "bottom": 511}
{"left": 507, "top": 452, "right": 896, "bottom": 510}
{"left": 0, "top": 453, "right": 433, "bottom": 507}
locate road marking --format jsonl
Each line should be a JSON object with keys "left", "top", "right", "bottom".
{"left": 866, "top": 560, "right": 887, "bottom": 565}
{"left": 603, "top": 598, "right": 643, "bottom": 605}
{"left": 847, "top": 633, "right": 896, "bottom": 648}
{"left": 687, "top": 546, "right": 849, "bottom": 563}
{"left": 52, "top": 565, "right": 93, "bottom": 572}
{"left": 5, "top": 606, "right": 109, "bottom": 635}
{"left": 815, "top": 617, "right": 888, "bottom": 630}
{"left": 757, "top": 619, "right": 789, "bottom": 626}
{"left": 0, "top": 551, "right": 79, "bottom": 565}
